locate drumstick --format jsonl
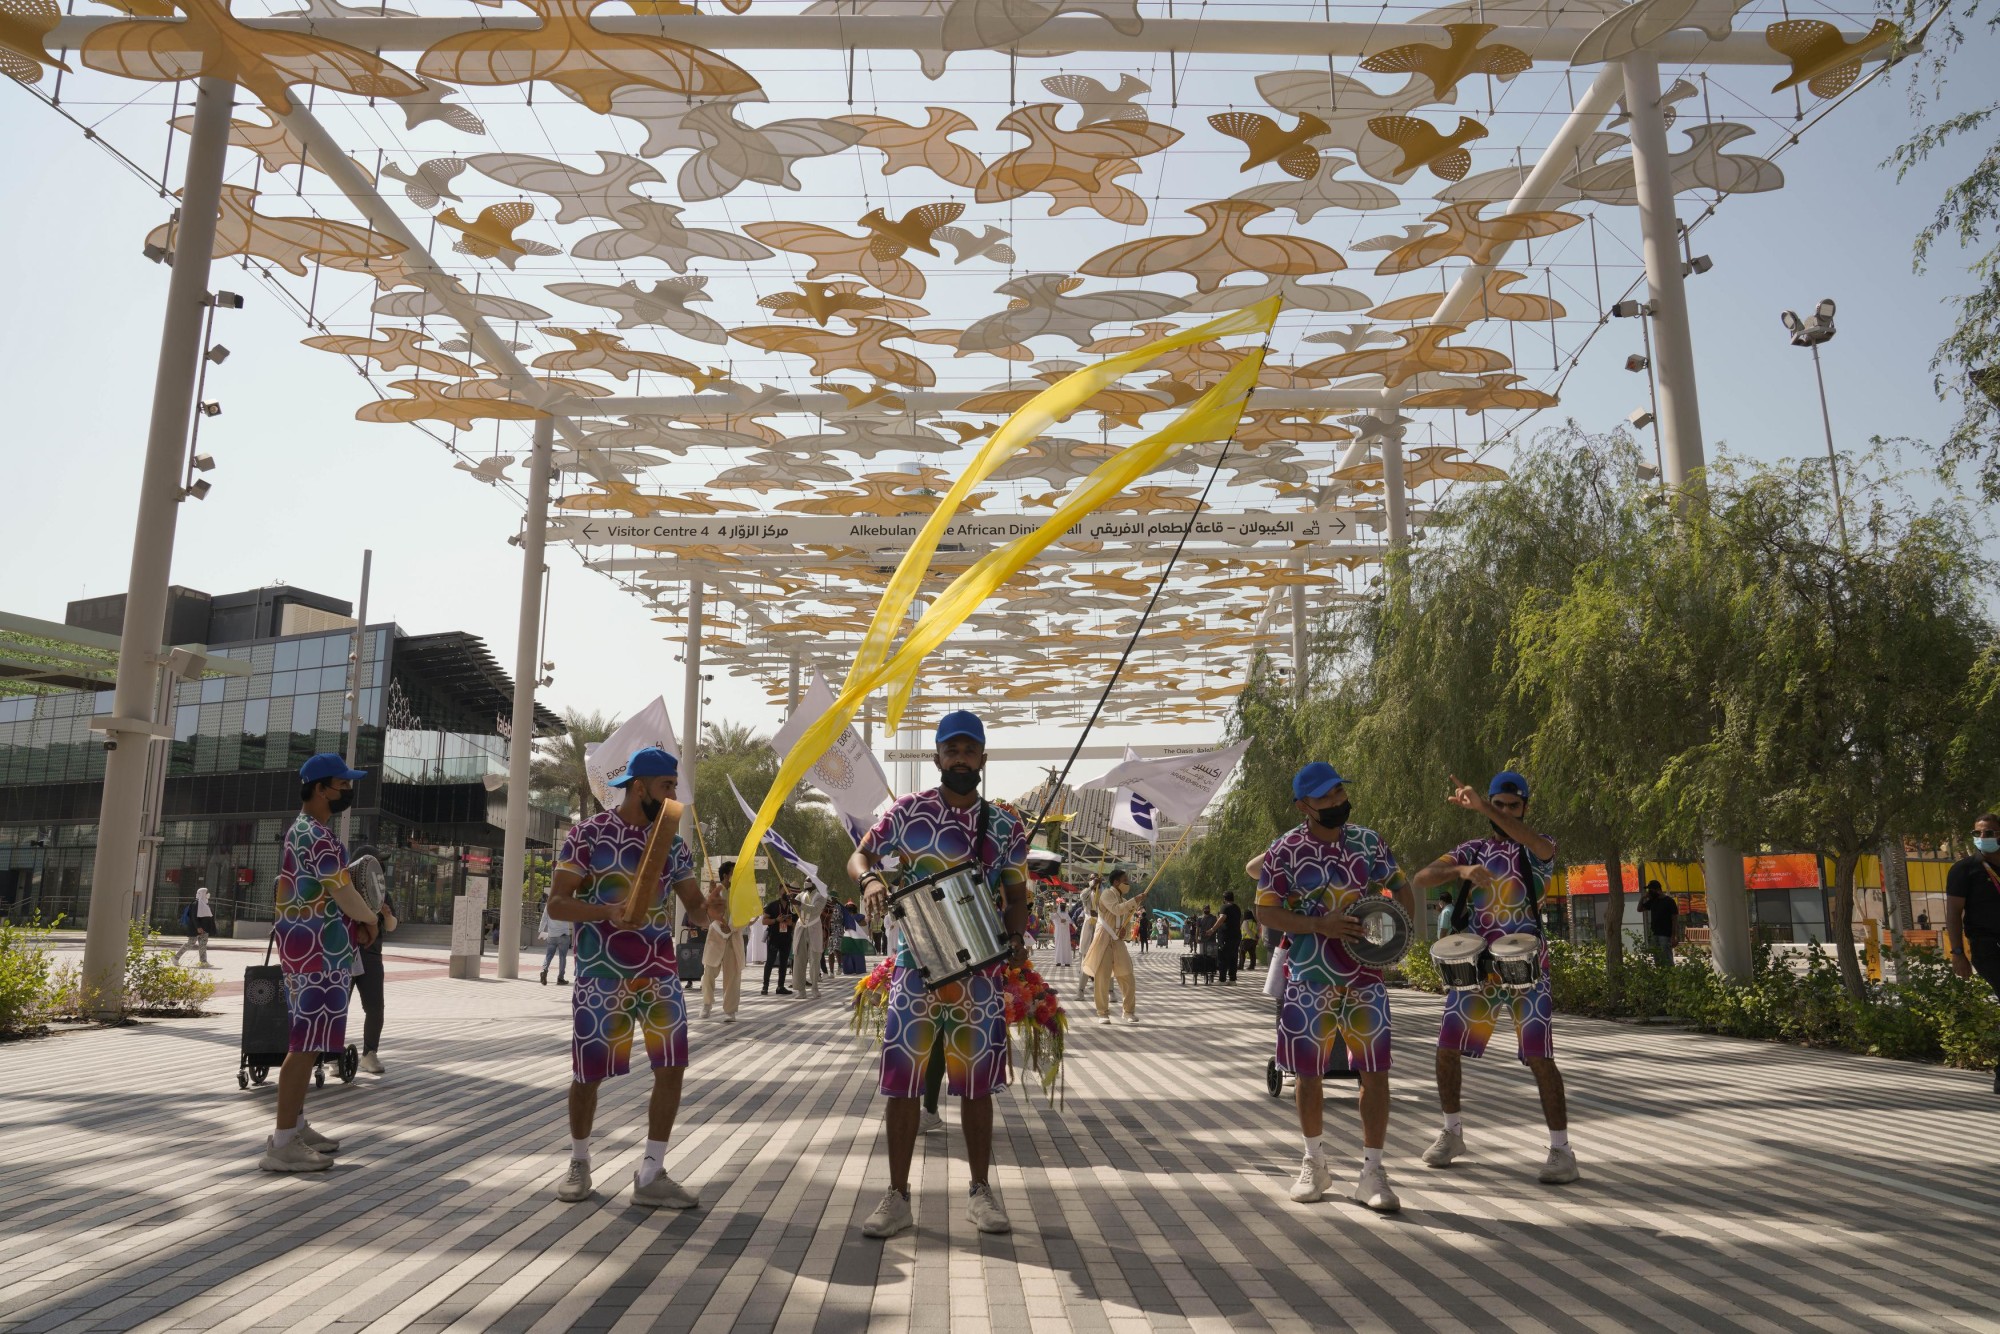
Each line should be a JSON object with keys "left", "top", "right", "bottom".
{"left": 618, "top": 798, "right": 687, "bottom": 928}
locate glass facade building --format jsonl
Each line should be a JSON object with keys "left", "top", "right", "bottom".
{"left": 0, "top": 595, "right": 563, "bottom": 932}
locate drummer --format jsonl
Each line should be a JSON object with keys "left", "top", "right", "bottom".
{"left": 849, "top": 709, "right": 1029, "bottom": 1240}
{"left": 1408, "top": 771, "right": 1577, "bottom": 1186}
{"left": 1253, "top": 762, "right": 1415, "bottom": 1214}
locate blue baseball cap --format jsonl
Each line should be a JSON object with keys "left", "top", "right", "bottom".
{"left": 936, "top": 709, "right": 985, "bottom": 746}
{"left": 1488, "top": 770, "right": 1530, "bottom": 801}
{"left": 300, "top": 752, "right": 366, "bottom": 783}
{"left": 609, "top": 745, "right": 679, "bottom": 787}
{"left": 1292, "top": 762, "right": 1346, "bottom": 801}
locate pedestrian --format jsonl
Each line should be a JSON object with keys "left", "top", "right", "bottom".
{"left": 1918, "top": 910, "right": 1932, "bottom": 932}
{"left": 1156, "top": 914, "right": 1170, "bottom": 949}
{"left": 1215, "top": 890, "right": 1244, "bottom": 983}
{"left": 838, "top": 899, "right": 871, "bottom": 975}
{"left": 702, "top": 860, "right": 746, "bottom": 1021}
{"left": 347, "top": 850, "right": 398, "bottom": 1076}
{"left": 173, "top": 884, "right": 217, "bottom": 967}
{"left": 1946, "top": 812, "right": 2000, "bottom": 1094}
{"left": 539, "top": 893, "right": 572, "bottom": 986}
{"left": 1240, "top": 927, "right": 1258, "bottom": 971}
{"left": 1084, "top": 869, "right": 1146, "bottom": 1024}
{"left": 762, "top": 887, "right": 797, "bottom": 995}
{"left": 1640, "top": 880, "right": 1678, "bottom": 965}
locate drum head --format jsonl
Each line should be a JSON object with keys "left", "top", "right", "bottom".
{"left": 1489, "top": 932, "right": 1540, "bottom": 963}
{"left": 1344, "top": 897, "right": 1411, "bottom": 968}
{"left": 1431, "top": 933, "right": 1485, "bottom": 965}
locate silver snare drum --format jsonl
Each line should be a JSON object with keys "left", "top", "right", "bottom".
{"left": 1344, "top": 896, "right": 1412, "bottom": 969}
{"left": 1488, "top": 932, "right": 1544, "bottom": 990}
{"left": 1430, "top": 933, "right": 1487, "bottom": 990}
{"left": 888, "top": 861, "right": 1008, "bottom": 987}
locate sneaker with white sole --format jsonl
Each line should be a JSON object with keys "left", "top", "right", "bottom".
{"left": 1352, "top": 1163, "right": 1401, "bottom": 1214}
{"left": 966, "top": 1183, "right": 1011, "bottom": 1234}
{"left": 1125, "top": 1013, "right": 1139, "bottom": 1024}
{"left": 861, "top": 1188, "right": 914, "bottom": 1238}
{"left": 556, "top": 1159, "right": 593, "bottom": 1202}
{"left": 632, "top": 1167, "right": 699, "bottom": 1209}
{"left": 1288, "top": 1154, "right": 1331, "bottom": 1203}
{"left": 259, "top": 1135, "right": 331, "bottom": 1173}
{"left": 294, "top": 1122, "right": 340, "bottom": 1155}
{"left": 918, "top": 1109, "right": 945, "bottom": 1134}
{"left": 1421, "top": 1128, "right": 1465, "bottom": 1167}
{"left": 358, "top": 1053, "right": 384, "bottom": 1075}
{"left": 1538, "top": 1145, "right": 1580, "bottom": 1185}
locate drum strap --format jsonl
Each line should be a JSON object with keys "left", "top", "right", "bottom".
{"left": 1447, "top": 846, "right": 1544, "bottom": 938}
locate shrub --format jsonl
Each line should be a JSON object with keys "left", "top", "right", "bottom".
{"left": 0, "top": 918, "right": 58, "bottom": 1037}
{"left": 123, "top": 922, "right": 216, "bottom": 1016}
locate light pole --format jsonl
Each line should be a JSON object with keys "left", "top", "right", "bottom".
{"left": 1780, "top": 299, "right": 1847, "bottom": 551}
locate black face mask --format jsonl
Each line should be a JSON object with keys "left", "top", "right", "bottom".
{"left": 1312, "top": 801, "right": 1350, "bottom": 830}
{"left": 641, "top": 796, "right": 665, "bottom": 823}
{"left": 327, "top": 788, "right": 355, "bottom": 815}
{"left": 940, "top": 766, "right": 981, "bottom": 796}
{"left": 1489, "top": 819, "right": 1515, "bottom": 843}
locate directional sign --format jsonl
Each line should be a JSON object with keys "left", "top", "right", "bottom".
{"left": 546, "top": 510, "right": 1354, "bottom": 549}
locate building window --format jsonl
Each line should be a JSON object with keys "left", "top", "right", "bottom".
{"left": 243, "top": 697, "right": 269, "bottom": 736}
{"left": 174, "top": 705, "right": 199, "bottom": 742}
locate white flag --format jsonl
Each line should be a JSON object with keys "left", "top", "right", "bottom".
{"left": 1110, "top": 787, "right": 1160, "bottom": 844}
{"left": 585, "top": 696, "right": 680, "bottom": 812}
{"left": 773, "top": 669, "right": 892, "bottom": 836}
{"left": 1078, "top": 739, "right": 1250, "bottom": 827}
{"left": 727, "top": 776, "right": 826, "bottom": 893}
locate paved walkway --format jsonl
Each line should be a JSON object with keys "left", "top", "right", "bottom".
{"left": 3, "top": 948, "right": 1997, "bottom": 1333}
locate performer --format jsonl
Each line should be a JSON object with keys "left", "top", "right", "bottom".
{"left": 794, "top": 880, "right": 831, "bottom": 997}
{"left": 1409, "top": 771, "right": 1577, "bottom": 1185}
{"left": 1052, "top": 896, "right": 1075, "bottom": 968}
{"left": 849, "top": 709, "right": 1029, "bottom": 1239}
{"left": 701, "top": 860, "right": 746, "bottom": 1021}
{"left": 547, "top": 746, "right": 724, "bottom": 1207}
{"left": 1084, "top": 869, "right": 1145, "bottom": 1024}
{"left": 1254, "top": 762, "right": 1414, "bottom": 1213}
{"left": 1074, "top": 876, "right": 1100, "bottom": 1001}
{"left": 837, "top": 899, "right": 871, "bottom": 975}
{"left": 259, "top": 753, "right": 378, "bottom": 1173}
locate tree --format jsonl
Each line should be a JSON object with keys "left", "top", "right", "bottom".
{"left": 530, "top": 708, "right": 620, "bottom": 823}
{"left": 691, "top": 717, "right": 857, "bottom": 900}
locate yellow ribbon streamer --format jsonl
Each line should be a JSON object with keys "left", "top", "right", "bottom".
{"left": 727, "top": 296, "right": 1280, "bottom": 926}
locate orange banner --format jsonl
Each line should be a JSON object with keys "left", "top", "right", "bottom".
{"left": 1744, "top": 853, "right": 1821, "bottom": 890}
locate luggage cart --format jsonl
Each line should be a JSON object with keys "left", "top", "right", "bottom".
{"left": 1265, "top": 1039, "right": 1358, "bottom": 1097}
{"left": 237, "top": 958, "right": 358, "bottom": 1090}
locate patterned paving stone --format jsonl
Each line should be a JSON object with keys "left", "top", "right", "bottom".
{"left": 2, "top": 943, "right": 1998, "bottom": 1332}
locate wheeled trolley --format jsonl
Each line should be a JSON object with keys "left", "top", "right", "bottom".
{"left": 237, "top": 961, "right": 357, "bottom": 1090}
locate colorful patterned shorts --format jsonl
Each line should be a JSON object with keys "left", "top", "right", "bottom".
{"left": 284, "top": 969, "right": 351, "bottom": 1054}
{"left": 879, "top": 964, "right": 1008, "bottom": 1101}
{"left": 572, "top": 974, "right": 688, "bottom": 1084}
{"left": 1440, "top": 970, "right": 1555, "bottom": 1063}
{"left": 1276, "top": 972, "right": 1392, "bottom": 1075}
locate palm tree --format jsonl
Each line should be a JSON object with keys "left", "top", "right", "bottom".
{"left": 532, "top": 708, "right": 621, "bottom": 822}
{"left": 698, "top": 718, "right": 768, "bottom": 761}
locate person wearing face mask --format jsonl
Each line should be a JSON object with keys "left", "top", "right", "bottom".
{"left": 1084, "top": 868, "right": 1146, "bottom": 1023}
{"left": 1254, "top": 762, "right": 1415, "bottom": 1214}
{"left": 849, "top": 710, "right": 1030, "bottom": 1240}
{"left": 547, "top": 746, "right": 726, "bottom": 1208}
{"left": 259, "top": 753, "right": 379, "bottom": 1172}
{"left": 1408, "top": 771, "right": 1575, "bottom": 1185}
{"left": 1945, "top": 812, "right": 2000, "bottom": 1094}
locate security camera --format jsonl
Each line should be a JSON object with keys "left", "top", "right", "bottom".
{"left": 104, "top": 738, "right": 118, "bottom": 752}
{"left": 1628, "top": 408, "right": 1656, "bottom": 430}
{"left": 205, "top": 345, "right": 231, "bottom": 365}
{"left": 210, "top": 291, "right": 246, "bottom": 310}
{"left": 1611, "top": 299, "right": 1654, "bottom": 319}
{"left": 191, "top": 452, "right": 215, "bottom": 473}
{"left": 1624, "top": 354, "right": 1650, "bottom": 373}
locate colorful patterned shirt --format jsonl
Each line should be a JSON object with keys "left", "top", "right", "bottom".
{"left": 1445, "top": 834, "right": 1556, "bottom": 941}
{"left": 275, "top": 812, "right": 355, "bottom": 975}
{"left": 1256, "top": 822, "right": 1406, "bottom": 986}
{"left": 862, "top": 791, "right": 1028, "bottom": 969}
{"left": 558, "top": 809, "right": 697, "bottom": 981}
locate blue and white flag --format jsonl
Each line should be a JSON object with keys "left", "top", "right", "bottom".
{"left": 728, "top": 776, "right": 827, "bottom": 892}
{"left": 1110, "top": 786, "right": 1159, "bottom": 844}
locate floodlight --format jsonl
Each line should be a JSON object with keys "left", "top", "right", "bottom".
{"left": 1682, "top": 255, "right": 1713, "bottom": 277}
{"left": 1628, "top": 408, "right": 1655, "bottom": 430}
{"left": 142, "top": 242, "right": 171, "bottom": 264}
{"left": 1780, "top": 310, "right": 1805, "bottom": 334}
{"left": 198, "top": 401, "right": 222, "bottom": 418}
{"left": 1816, "top": 298, "right": 1836, "bottom": 320}
{"left": 205, "top": 345, "right": 231, "bottom": 365}
{"left": 184, "top": 479, "right": 212, "bottom": 501}
{"left": 191, "top": 452, "right": 215, "bottom": 473}
{"left": 1636, "top": 462, "right": 1661, "bottom": 480}
{"left": 1624, "top": 354, "right": 1650, "bottom": 373}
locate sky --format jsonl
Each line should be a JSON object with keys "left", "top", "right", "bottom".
{"left": 0, "top": 12, "right": 1993, "bottom": 802}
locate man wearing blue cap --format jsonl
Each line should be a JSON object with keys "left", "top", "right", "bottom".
{"left": 546, "top": 745, "right": 724, "bottom": 1208}
{"left": 259, "top": 753, "right": 380, "bottom": 1172}
{"left": 848, "top": 708, "right": 1029, "bottom": 1239}
{"left": 1410, "top": 770, "right": 1577, "bottom": 1185}
{"left": 1254, "top": 762, "right": 1414, "bottom": 1212}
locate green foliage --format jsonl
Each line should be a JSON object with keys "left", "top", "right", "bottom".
{"left": 0, "top": 918, "right": 213, "bottom": 1034}
{"left": 692, "top": 719, "right": 859, "bottom": 901}
{"left": 531, "top": 707, "right": 621, "bottom": 822}
{"left": 0, "top": 917, "right": 58, "bottom": 1037}
{"left": 121, "top": 923, "right": 217, "bottom": 1016}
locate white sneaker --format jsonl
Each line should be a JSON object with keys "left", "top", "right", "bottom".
{"left": 294, "top": 1122, "right": 340, "bottom": 1155}
{"left": 358, "top": 1053, "right": 385, "bottom": 1075}
{"left": 966, "top": 1183, "right": 1011, "bottom": 1234}
{"left": 632, "top": 1167, "right": 699, "bottom": 1209}
{"left": 1125, "top": 1013, "right": 1139, "bottom": 1024}
{"left": 1288, "top": 1154, "right": 1331, "bottom": 1203}
{"left": 1352, "top": 1162, "right": 1401, "bottom": 1214}
{"left": 1539, "top": 1145, "right": 1580, "bottom": 1185}
{"left": 259, "top": 1135, "right": 331, "bottom": 1173}
{"left": 1099, "top": 1015, "right": 1113, "bottom": 1025}
{"left": 556, "top": 1159, "right": 592, "bottom": 1202}
{"left": 723, "top": 1013, "right": 738, "bottom": 1023}
{"left": 701, "top": 1006, "right": 713, "bottom": 1019}
{"left": 1422, "top": 1128, "right": 1465, "bottom": 1167}
{"left": 861, "top": 1188, "right": 914, "bottom": 1238}
{"left": 918, "top": 1109, "right": 945, "bottom": 1134}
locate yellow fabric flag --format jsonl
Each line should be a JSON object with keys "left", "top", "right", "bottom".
{"left": 726, "top": 296, "right": 1280, "bottom": 927}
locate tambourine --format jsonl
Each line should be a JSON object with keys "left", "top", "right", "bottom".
{"left": 1343, "top": 896, "right": 1412, "bottom": 968}
{"left": 349, "top": 853, "right": 387, "bottom": 915}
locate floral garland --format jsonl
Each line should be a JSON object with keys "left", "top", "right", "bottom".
{"left": 851, "top": 957, "right": 1069, "bottom": 1104}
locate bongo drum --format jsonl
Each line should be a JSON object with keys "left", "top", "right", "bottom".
{"left": 1430, "top": 933, "right": 1488, "bottom": 990}
{"left": 1488, "top": 932, "right": 1544, "bottom": 990}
